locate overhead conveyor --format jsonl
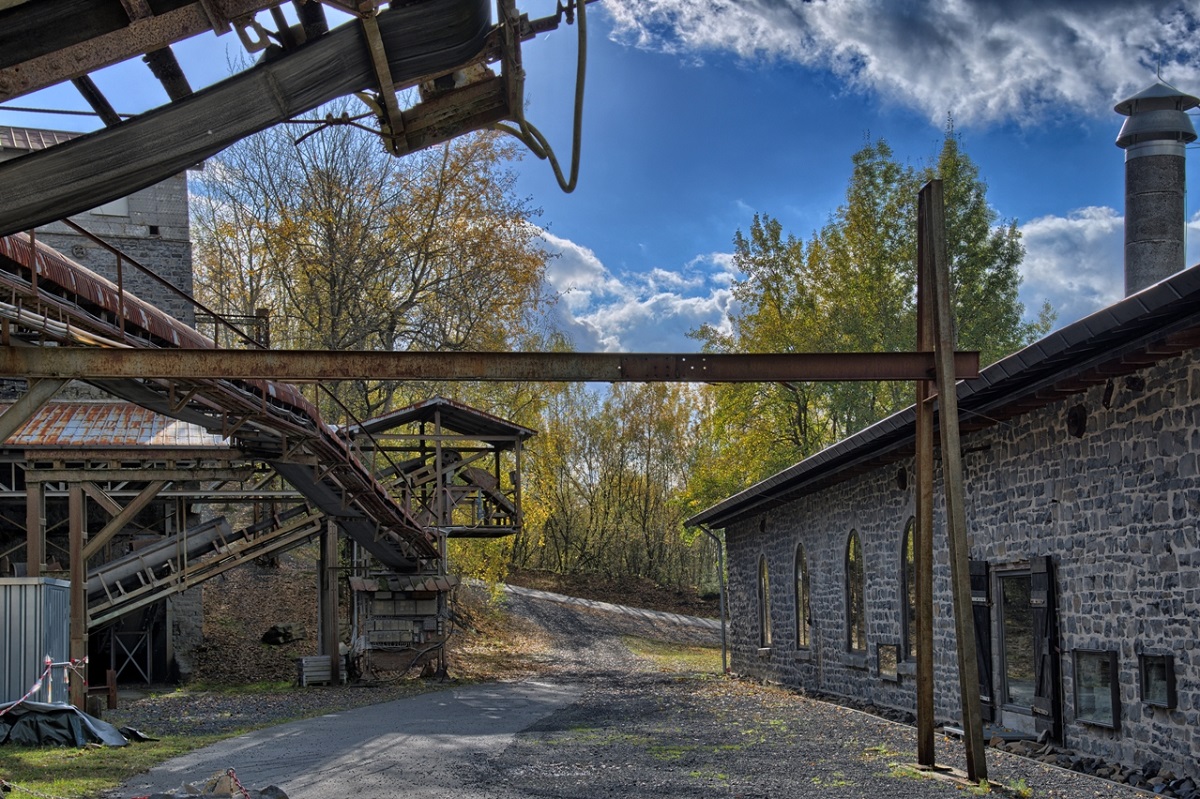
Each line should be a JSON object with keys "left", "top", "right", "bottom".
{"left": 0, "top": 0, "right": 593, "bottom": 237}
{"left": 0, "top": 231, "right": 437, "bottom": 570}
{"left": 0, "top": 0, "right": 493, "bottom": 236}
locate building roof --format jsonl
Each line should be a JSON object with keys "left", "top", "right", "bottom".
{"left": 688, "top": 263, "right": 1200, "bottom": 529}
{"left": 0, "top": 127, "right": 78, "bottom": 153}
{"left": 2, "top": 401, "right": 229, "bottom": 449}
{"left": 341, "top": 395, "right": 536, "bottom": 445}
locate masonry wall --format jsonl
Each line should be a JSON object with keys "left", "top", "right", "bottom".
{"left": 34, "top": 173, "right": 195, "bottom": 325}
{"left": 725, "top": 348, "right": 1200, "bottom": 779}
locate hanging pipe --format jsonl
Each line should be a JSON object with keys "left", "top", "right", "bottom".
{"left": 696, "top": 523, "right": 729, "bottom": 675}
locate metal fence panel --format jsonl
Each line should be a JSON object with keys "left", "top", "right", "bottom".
{"left": 0, "top": 577, "right": 70, "bottom": 704}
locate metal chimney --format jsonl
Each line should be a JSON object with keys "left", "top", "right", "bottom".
{"left": 1115, "top": 81, "right": 1198, "bottom": 296}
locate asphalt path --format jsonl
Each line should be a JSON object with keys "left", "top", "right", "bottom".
{"left": 117, "top": 681, "right": 577, "bottom": 799}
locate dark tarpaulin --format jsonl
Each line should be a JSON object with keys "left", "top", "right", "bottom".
{"left": 0, "top": 700, "right": 127, "bottom": 747}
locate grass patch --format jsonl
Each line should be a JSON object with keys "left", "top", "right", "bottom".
{"left": 621, "top": 637, "right": 722, "bottom": 674}
{"left": 0, "top": 733, "right": 228, "bottom": 799}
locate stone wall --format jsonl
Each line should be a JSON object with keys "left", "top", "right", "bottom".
{"left": 34, "top": 172, "right": 195, "bottom": 325}
{"left": 725, "top": 348, "right": 1200, "bottom": 779}
{"left": 168, "top": 588, "right": 204, "bottom": 683}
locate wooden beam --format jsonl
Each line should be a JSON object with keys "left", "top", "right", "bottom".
{"left": 68, "top": 482, "right": 87, "bottom": 710}
{"left": 0, "top": 347, "right": 981, "bottom": 383}
{"left": 27, "top": 467, "right": 252, "bottom": 483}
{"left": 319, "top": 520, "right": 341, "bottom": 683}
{"left": 914, "top": 184, "right": 936, "bottom": 769}
{"left": 925, "top": 180, "right": 987, "bottom": 783}
{"left": 0, "top": 377, "right": 67, "bottom": 442}
{"left": 82, "top": 480, "right": 167, "bottom": 561}
{"left": 25, "top": 478, "right": 42, "bottom": 577}
{"left": 71, "top": 75, "right": 122, "bottom": 126}
{"left": 80, "top": 481, "right": 123, "bottom": 517}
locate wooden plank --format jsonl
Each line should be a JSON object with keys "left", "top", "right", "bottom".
{"left": 914, "top": 183, "right": 936, "bottom": 769}
{"left": 925, "top": 180, "right": 987, "bottom": 783}
{"left": 68, "top": 483, "right": 87, "bottom": 710}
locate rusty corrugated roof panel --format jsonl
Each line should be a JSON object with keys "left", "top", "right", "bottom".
{"left": 0, "top": 127, "right": 78, "bottom": 153}
{"left": 2, "top": 401, "right": 228, "bottom": 448}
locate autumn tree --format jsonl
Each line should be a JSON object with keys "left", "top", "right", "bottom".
{"left": 690, "top": 129, "right": 1054, "bottom": 508}
{"left": 191, "top": 103, "right": 551, "bottom": 422}
{"left": 513, "top": 382, "right": 714, "bottom": 591}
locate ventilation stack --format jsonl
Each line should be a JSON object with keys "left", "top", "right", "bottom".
{"left": 1115, "top": 81, "right": 1199, "bottom": 296}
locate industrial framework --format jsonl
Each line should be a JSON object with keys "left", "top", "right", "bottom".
{"left": 0, "top": 0, "right": 993, "bottom": 780}
{"left": 0, "top": 0, "right": 588, "bottom": 236}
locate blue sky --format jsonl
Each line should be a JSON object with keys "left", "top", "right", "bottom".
{"left": 4, "top": 0, "right": 1200, "bottom": 355}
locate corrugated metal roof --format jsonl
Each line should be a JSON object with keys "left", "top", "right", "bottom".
{"left": 0, "top": 127, "right": 78, "bottom": 153}
{"left": 2, "top": 401, "right": 229, "bottom": 448}
{"left": 344, "top": 395, "right": 536, "bottom": 443}
{"left": 688, "top": 263, "right": 1200, "bottom": 529}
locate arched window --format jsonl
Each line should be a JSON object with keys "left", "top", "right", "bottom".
{"left": 902, "top": 518, "right": 917, "bottom": 659}
{"left": 758, "top": 554, "right": 772, "bottom": 648}
{"left": 795, "top": 544, "right": 811, "bottom": 648}
{"left": 846, "top": 531, "right": 865, "bottom": 652}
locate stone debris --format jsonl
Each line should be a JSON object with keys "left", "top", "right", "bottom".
{"left": 139, "top": 771, "right": 289, "bottom": 799}
{"left": 987, "top": 736, "right": 1199, "bottom": 799}
{"left": 260, "top": 623, "right": 306, "bottom": 645}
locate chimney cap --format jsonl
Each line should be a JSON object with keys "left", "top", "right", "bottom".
{"left": 1115, "top": 80, "right": 1199, "bottom": 149}
{"left": 1115, "top": 80, "right": 1200, "bottom": 116}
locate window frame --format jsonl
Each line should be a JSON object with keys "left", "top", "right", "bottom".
{"left": 758, "top": 553, "right": 772, "bottom": 650}
{"left": 845, "top": 530, "right": 865, "bottom": 653}
{"left": 900, "top": 518, "right": 916, "bottom": 660}
{"left": 996, "top": 568, "right": 1036, "bottom": 712}
{"left": 794, "top": 543, "right": 811, "bottom": 650}
{"left": 1138, "top": 652, "right": 1176, "bottom": 709}
{"left": 1073, "top": 649, "right": 1121, "bottom": 729}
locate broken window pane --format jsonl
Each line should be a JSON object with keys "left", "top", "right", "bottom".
{"left": 1000, "top": 573, "right": 1035, "bottom": 706}
{"left": 1075, "top": 650, "right": 1120, "bottom": 728}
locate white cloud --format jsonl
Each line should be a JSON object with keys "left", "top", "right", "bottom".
{"left": 605, "top": 1, "right": 1200, "bottom": 126}
{"left": 1018, "top": 206, "right": 1123, "bottom": 328}
{"left": 537, "top": 231, "right": 737, "bottom": 351}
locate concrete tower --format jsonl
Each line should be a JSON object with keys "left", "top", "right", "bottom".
{"left": 1115, "top": 81, "right": 1198, "bottom": 296}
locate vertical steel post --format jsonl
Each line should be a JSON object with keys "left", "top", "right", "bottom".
{"left": 116, "top": 254, "right": 126, "bottom": 337}
{"left": 320, "top": 519, "right": 341, "bottom": 683}
{"left": 25, "top": 478, "right": 43, "bottom": 577}
{"left": 68, "top": 482, "right": 88, "bottom": 710}
{"left": 924, "top": 180, "right": 987, "bottom": 782}
{"left": 915, "top": 186, "right": 937, "bottom": 767}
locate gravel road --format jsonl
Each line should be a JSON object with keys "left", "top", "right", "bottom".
{"left": 109, "top": 588, "right": 1144, "bottom": 798}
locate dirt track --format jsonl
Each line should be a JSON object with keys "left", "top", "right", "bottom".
{"left": 111, "top": 588, "right": 1142, "bottom": 798}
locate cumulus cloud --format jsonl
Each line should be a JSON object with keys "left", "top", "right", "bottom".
{"left": 605, "top": 1, "right": 1200, "bottom": 125}
{"left": 538, "top": 231, "right": 736, "bottom": 351}
{"left": 1018, "top": 206, "right": 1123, "bottom": 327}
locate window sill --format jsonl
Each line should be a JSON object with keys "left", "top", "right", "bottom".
{"left": 1075, "top": 717, "right": 1119, "bottom": 731}
{"left": 793, "top": 648, "right": 813, "bottom": 662}
{"left": 844, "top": 652, "right": 869, "bottom": 670}
{"left": 897, "top": 661, "right": 916, "bottom": 677}
{"left": 757, "top": 647, "right": 773, "bottom": 659}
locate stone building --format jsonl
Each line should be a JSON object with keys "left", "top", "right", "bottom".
{"left": 688, "top": 81, "right": 1200, "bottom": 779}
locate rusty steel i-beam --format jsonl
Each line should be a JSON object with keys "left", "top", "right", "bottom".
{"left": 0, "top": 348, "right": 980, "bottom": 383}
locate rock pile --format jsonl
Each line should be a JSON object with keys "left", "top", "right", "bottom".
{"left": 989, "top": 737, "right": 1198, "bottom": 798}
